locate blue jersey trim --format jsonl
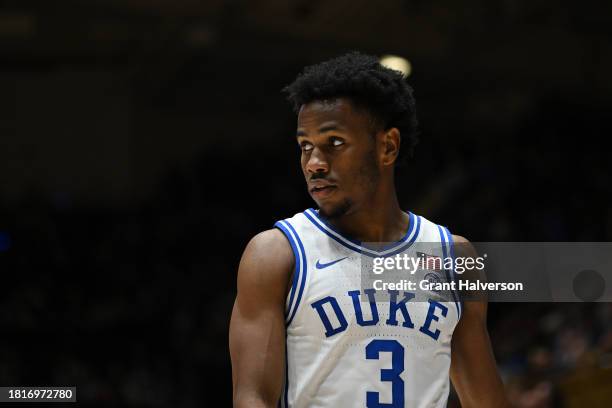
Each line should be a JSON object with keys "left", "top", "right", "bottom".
{"left": 443, "top": 226, "right": 463, "bottom": 319}
{"left": 274, "top": 221, "right": 302, "bottom": 322}
{"left": 438, "top": 225, "right": 460, "bottom": 319}
{"left": 306, "top": 208, "right": 415, "bottom": 249}
{"left": 307, "top": 207, "right": 362, "bottom": 246}
{"left": 284, "top": 221, "right": 308, "bottom": 327}
{"left": 303, "top": 209, "right": 421, "bottom": 258}
{"left": 303, "top": 210, "right": 362, "bottom": 252}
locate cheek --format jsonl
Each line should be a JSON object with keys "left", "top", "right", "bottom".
{"left": 351, "top": 150, "right": 379, "bottom": 186}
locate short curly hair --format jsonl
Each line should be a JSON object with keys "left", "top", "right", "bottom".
{"left": 283, "top": 51, "right": 419, "bottom": 161}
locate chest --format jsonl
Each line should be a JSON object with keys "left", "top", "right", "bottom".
{"left": 294, "top": 253, "right": 459, "bottom": 343}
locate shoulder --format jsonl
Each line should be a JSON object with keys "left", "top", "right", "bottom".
{"left": 451, "top": 234, "right": 478, "bottom": 257}
{"left": 452, "top": 234, "right": 470, "bottom": 244}
{"left": 237, "top": 229, "right": 294, "bottom": 290}
{"left": 244, "top": 228, "right": 294, "bottom": 261}
{"left": 450, "top": 234, "right": 487, "bottom": 318}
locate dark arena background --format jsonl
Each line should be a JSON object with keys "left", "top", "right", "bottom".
{"left": 1, "top": 1, "right": 611, "bottom": 407}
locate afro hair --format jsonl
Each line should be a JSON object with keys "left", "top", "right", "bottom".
{"left": 283, "top": 51, "right": 419, "bottom": 161}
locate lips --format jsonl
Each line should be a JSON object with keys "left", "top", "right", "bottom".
{"left": 309, "top": 182, "right": 337, "bottom": 199}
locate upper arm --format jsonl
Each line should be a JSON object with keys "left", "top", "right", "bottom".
{"left": 449, "top": 235, "right": 510, "bottom": 408}
{"left": 229, "top": 228, "right": 294, "bottom": 408}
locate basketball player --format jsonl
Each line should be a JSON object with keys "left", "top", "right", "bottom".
{"left": 229, "top": 52, "right": 509, "bottom": 407}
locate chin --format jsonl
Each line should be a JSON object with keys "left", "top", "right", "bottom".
{"left": 317, "top": 198, "right": 352, "bottom": 220}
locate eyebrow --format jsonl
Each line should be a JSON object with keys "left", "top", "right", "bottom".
{"left": 296, "top": 124, "right": 344, "bottom": 137}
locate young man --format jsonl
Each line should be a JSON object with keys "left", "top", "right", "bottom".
{"left": 229, "top": 52, "right": 509, "bottom": 407}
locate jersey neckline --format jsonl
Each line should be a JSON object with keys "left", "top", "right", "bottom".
{"left": 303, "top": 208, "right": 421, "bottom": 258}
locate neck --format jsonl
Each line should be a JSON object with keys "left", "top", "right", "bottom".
{"left": 324, "top": 182, "right": 408, "bottom": 244}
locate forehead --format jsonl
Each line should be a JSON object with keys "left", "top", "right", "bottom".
{"left": 297, "top": 98, "right": 369, "bottom": 131}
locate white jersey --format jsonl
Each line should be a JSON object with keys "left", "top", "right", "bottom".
{"left": 274, "top": 208, "right": 462, "bottom": 408}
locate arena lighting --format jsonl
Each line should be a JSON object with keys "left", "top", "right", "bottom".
{"left": 379, "top": 54, "right": 412, "bottom": 77}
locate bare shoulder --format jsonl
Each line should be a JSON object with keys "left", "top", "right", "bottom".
{"left": 241, "top": 228, "right": 294, "bottom": 269}
{"left": 451, "top": 234, "right": 473, "bottom": 247}
{"left": 451, "top": 234, "right": 487, "bottom": 318}
{"left": 451, "top": 234, "right": 470, "bottom": 244}
{"left": 237, "top": 229, "right": 294, "bottom": 293}
{"left": 451, "top": 234, "right": 479, "bottom": 258}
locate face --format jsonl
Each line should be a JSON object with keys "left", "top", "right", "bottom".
{"left": 296, "top": 98, "right": 381, "bottom": 219}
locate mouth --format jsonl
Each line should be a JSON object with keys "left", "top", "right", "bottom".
{"left": 310, "top": 185, "right": 337, "bottom": 199}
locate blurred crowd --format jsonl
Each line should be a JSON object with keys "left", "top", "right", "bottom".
{"left": 486, "top": 303, "right": 612, "bottom": 408}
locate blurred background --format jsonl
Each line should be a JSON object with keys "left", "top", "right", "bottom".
{"left": 1, "top": 0, "right": 611, "bottom": 407}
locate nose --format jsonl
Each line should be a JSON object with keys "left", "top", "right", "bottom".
{"left": 306, "top": 147, "right": 329, "bottom": 174}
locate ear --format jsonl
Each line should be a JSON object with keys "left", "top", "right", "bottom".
{"left": 379, "top": 127, "right": 401, "bottom": 166}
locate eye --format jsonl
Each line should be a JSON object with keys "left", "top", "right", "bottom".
{"left": 300, "top": 142, "right": 314, "bottom": 152}
{"left": 330, "top": 137, "right": 345, "bottom": 147}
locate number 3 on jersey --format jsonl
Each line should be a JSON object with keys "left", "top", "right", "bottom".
{"left": 366, "top": 339, "right": 405, "bottom": 408}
